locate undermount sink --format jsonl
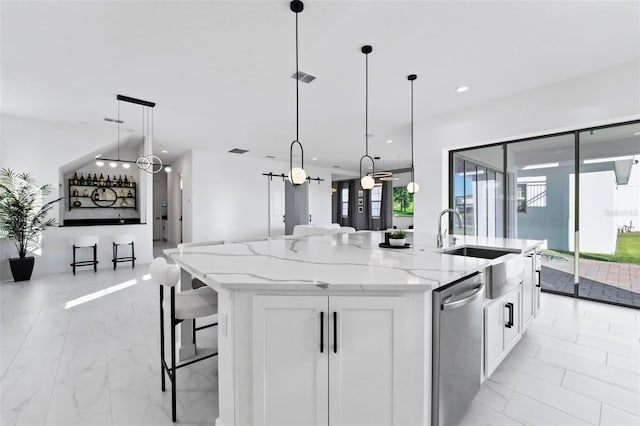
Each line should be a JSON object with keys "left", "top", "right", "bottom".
{"left": 442, "top": 247, "right": 513, "bottom": 259}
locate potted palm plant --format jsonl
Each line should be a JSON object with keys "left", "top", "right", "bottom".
{"left": 0, "top": 168, "right": 60, "bottom": 281}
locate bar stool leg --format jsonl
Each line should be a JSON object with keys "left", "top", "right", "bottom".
{"left": 93, "top": 244, "right": 97, "bottom": 272}
{"left": 131, "top": 242, "right": 135, "bottom": 269}
{"left": 72, "top": 245, "right": 77, "bottom": 275}
{"left": 160, "top": 286, "right": 166, "bottom": 392}
{"left": 170, "top": 287, "right": 177, "bottom": 422}
{"left": 113, "top": 243, "right": 117, "bottom": 270}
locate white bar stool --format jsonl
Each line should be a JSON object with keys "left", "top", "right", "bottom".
{"left": 149, "top": 257, "right": 218, "bottom": 423}
{"left": 112, "top": 233, "right": 136, "bottom": 270}
{"left": 70, "top": 235, "right": 99, "bottom": 275}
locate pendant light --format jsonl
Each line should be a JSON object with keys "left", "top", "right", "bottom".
{"left": 359, "top": 45, "right": 375, "bottom": 190}
{"left": 288, "top": 0, "right": 307, "bottom": 186}
{"left": 406, "top": 74, "right": 419, "bottom": 194}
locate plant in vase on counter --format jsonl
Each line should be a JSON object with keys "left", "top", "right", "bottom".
{"left": 0, "top": 168, "right": 60, "bottom": 281}
{"left": 388, "top": 230, "right": 407, "bottom": 246}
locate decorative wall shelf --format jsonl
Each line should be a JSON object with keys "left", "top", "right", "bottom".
{"left": 68, "top": 178, "right": 137, "bottom": 210}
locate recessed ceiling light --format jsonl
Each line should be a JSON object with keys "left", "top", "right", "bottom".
{"left": 386, "top": 140, "right": 392, "bottom": 144}
{"left": 456, "top": 86, "right": 469, "bottom": 93}
{"left": 634, "top": 132, "right": 640, "bottom": 136}
{"left": 161, "top": 150, "right": 169, "bottom": 154}
{"left": 109, "top": 162, "right": 118, "bottom": 168}
{"left": 312, "top": 157, "right": 317, "bottom": 161}
{"left": 122, "top": 163, "right": 130, "bottom": 169}
{"left": 96, "top": 160, "right": 105, "bottom": 167}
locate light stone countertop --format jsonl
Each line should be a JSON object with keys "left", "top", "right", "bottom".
{"left": 165, "top": 231, "right": 543, "bottom": 292}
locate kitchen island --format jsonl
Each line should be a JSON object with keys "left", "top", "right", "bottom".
{"left": 166, "top": 231, "right": 542, "bottom": 426}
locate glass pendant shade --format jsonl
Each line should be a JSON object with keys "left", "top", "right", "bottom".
{"left": 288, "top": 167, "right": 307, "bottom": 185}
{"left": 361, "top": 174, "right": 375, "bottom": 190}
{"left": 407, "top": 181, "right": 420, "bottom": 194}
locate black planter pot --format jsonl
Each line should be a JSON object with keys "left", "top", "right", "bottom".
{"left": 9, "top": 256, "right": 35, "bottom": 282}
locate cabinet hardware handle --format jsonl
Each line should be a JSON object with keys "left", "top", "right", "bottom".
{"left": 320, "top": 312, "right": 324, "bottom": 353}
{"left": 535, "top": 270, "right": 541, "bottom": 288}
{"left": 333, "top": 311, "right": 338, "bottom": 353}
{"left": 505, "top": 302, "right": 514, "bottom": 328}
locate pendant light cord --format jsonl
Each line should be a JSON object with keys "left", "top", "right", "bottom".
{"left": 295, "top": 10, "right": 299, "bottom": 143}
{"left": 117, "top": 100, "right": 120, "bottom": 161}
{"left": 365, "top": 51, "right": 368, "bottom": 156}
{"left": 411, "top": 78, "right": 414, "bottom": 183}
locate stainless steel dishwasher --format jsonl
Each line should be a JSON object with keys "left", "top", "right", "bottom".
{"left": 432, "top": 272, "right": 484, "bottom": 426}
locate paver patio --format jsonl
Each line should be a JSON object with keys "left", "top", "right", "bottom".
{"left": 541, "top": 256, "right": 640, "bottom": 307}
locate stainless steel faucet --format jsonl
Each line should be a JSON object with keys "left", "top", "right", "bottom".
{"left": 437, "top": 209, "right": 463, "bottom": 248}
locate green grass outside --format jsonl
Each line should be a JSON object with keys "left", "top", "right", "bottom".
{"left": 393, "top": 208, "right": 414, "bottom": 217}
{"left": 544, "top": 232, "right": 640, "bottom": 265}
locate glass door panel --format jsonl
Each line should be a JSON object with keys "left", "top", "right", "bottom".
{"left": 506, "top": 134, "right": 576, "bottom": 295}
{"left": 578, "top": 124, "right": 640, "bottom": 307}
{"left": 452, "top": 146, "right": 503, "bottom": 237}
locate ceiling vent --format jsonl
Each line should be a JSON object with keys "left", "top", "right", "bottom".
{"left": 228, "top": 148, "right": 249, "bottom": 154}
{"left": 291, "top": 71, "right": 316, "bottom": 83}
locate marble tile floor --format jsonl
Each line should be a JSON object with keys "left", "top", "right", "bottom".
{"left": 459, "top": 292, "right": 640, "bottom": 426}
{"left": 1, "top": 258, "right": 639, "bottom": 426}
{"left": 1, "top": 260, "right": 218, "bottom": 426}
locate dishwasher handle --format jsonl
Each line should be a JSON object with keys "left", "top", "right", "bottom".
{"left": 441, "top": 283, "right": 485, "bottom": 310}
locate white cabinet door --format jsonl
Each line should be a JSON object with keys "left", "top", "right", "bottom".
{"left": 484, "top": 295, "right": 506, "bottom": 377}
{"left": 252, "top": 296, "right": 329, "bottom": 426}
{"left": 328, "top": 296, "right": 408, "bottom": 426}
{"left": 504, "top": 286, "right": 520, "bottom": 347}
{"left": 522, "top": 254, "right": 534, "bottom": 331}
{"left": 484, "top": 284, "right": 522, "bottom": 378}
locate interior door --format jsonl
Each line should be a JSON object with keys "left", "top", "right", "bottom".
{"left": 252, "top": 295, "right": 329, "bottom": 426}
{"left": 328, "top": 296, "right": 408, "bottom": 426}
{"left": 268, "top": 178, "right": 285, "bottom": 237}
{"left": 285, "top": 181, "right": 309, "bottom": 235}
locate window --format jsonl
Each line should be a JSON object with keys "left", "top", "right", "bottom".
{"left": 517, "top": 183, "right": 527, "bottom": 212}
{"left": 341, "top": 186, "right": 349, "bottom": 218}
{"left": 371, "top": 186, "right": 382, "bottom": 218}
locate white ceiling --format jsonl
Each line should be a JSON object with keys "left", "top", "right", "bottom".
{"left": 2, "top": 1, "right": 639, "bottom": 172}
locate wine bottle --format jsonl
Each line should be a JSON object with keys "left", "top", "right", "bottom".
{"left": 106, "top": 175, "right": 111, "bottom": 186}
{"left": 127, "top": 189, "right": 132, "bottom": 198}
{"left": 124, "top": 175, "right": 129, "bottom": 186}
{"left": 99, "top": 173, "right": 105, "bottom": 186}
{"left": 93, "top": 173, "right": 98, "bottom": 186}
{"left": 129, "top": 175, "right": 134, "bottom": 187}
{"left": 72, "top": 172, "right": 79, "bottom": 185}
{"left": 118, "top": 175, "right": 123, "bottom": 187}
{"left": 79, "top": 173, "right": 85, "bottom": 186}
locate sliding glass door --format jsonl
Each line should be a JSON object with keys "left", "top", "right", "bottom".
{"left": 578, "top": 124, "right": 640, "bottom": 306}
{"left": 449, "top": 119, "right": 640, "bottom": 309}
{"left": 506, "top": 135, "right": 576, "bottom": 296}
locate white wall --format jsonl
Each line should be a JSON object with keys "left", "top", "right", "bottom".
{"left": 185, "top": 150, "right": 333, "bottom": 242}
{"left": 413, "top": 60, "right": 640, "bottom": 232}
{"left": 0, "top": 115, "right": 153, "bottom": 280}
